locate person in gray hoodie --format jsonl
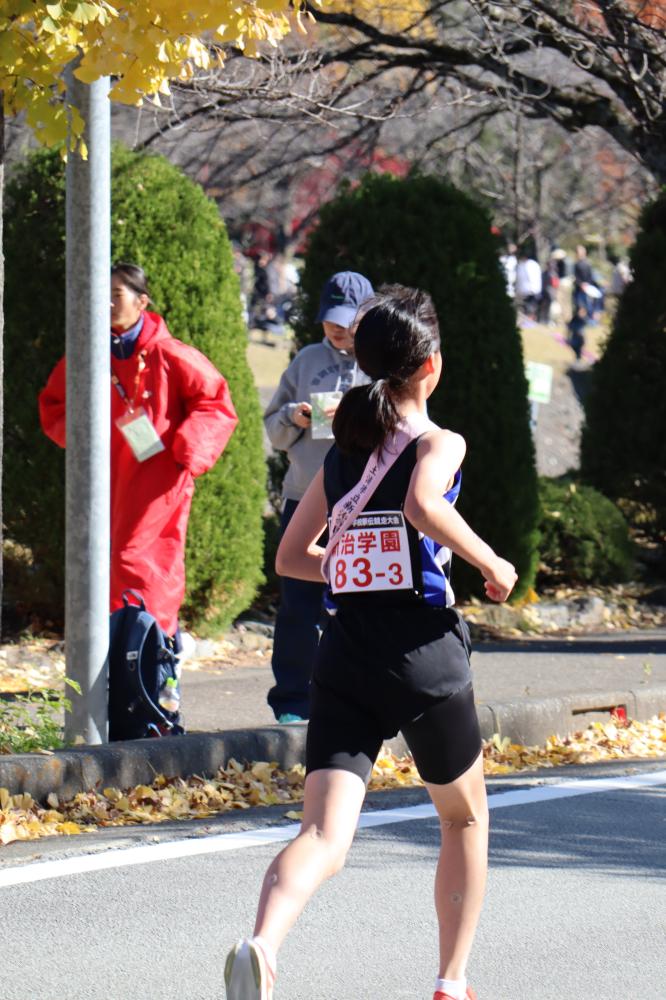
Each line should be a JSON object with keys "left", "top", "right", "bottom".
{"left": 264, "top": 271, "right": 374, "bottom": 722}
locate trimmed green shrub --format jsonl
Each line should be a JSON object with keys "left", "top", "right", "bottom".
{"left": 580, "top": 192, "right": 666, "bottom": 537}
{"left": 4, "top": 145, "right": 266, "bottom": 634}
{"left": 296, "top": 173, "right": 539, "bottom": 599}
{"left": 537, "top": 478, "right": 634, "bottom": 585}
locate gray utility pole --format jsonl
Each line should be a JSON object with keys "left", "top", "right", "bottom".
{"left": 64, "top": 69, "right": 111, "bottom": 745}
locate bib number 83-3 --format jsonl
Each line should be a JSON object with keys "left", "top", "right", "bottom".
{"left": 335, "top": 557, "right": 404, "bottom": 590}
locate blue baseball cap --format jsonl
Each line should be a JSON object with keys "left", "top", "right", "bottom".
{"left": 316, "top": 271, "right": 374, "bottom": 327}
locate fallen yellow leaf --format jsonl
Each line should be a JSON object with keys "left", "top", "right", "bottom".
{"left": 55, "top": 822, "right": 82, "bottom": 835}
{"left": 0, "top": 822, "right": 18, "bottom": 845}
{"left": 0, "top": 715, "right": 664, "bottom": 846}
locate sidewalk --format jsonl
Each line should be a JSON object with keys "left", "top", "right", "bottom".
{"left": 0, "top": 628, "right": 665, "bottom": 802}
{"left": 180, "top": 626, "right": 666, "bottom": 740}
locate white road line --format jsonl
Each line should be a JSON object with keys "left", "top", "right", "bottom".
{"left": 0, "top": 768, "right": 664, "bottom": 889}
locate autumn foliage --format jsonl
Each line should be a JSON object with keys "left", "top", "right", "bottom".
{"left": 0, "top": 1, "right": 319, "bottom": 148}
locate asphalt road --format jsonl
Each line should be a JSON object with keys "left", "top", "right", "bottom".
{"left": 0, "top": 762, "right": 664, "bottom": 1000}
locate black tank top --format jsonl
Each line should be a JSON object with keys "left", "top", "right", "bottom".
{"left": 323, "top": 440, "right": 424, "bottom": 608}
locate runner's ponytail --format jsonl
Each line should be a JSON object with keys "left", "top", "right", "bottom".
{"left": 333, "top": 284, "right": 440, "bottom": 455}
{"left": 333, "top": 380, "right": 401, "bottom": 454}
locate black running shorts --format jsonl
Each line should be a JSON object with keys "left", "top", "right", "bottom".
{"left": 305, "top": 605, "right": 482, "bottom": 786}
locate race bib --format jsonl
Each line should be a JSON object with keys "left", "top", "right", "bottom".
{"left": 116, "top": 407, "right": 165, "bottom": 462}
{"left": 329, "top": 510, "right": 413, "bottom": 595}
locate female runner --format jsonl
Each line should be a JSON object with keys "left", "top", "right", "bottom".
{"left": 225, "top": 285, "right": 517, "bottom": 1000}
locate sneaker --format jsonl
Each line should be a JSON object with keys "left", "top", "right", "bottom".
{"left": 225, "top": 939, "right": 273, "bottom": 1000}
{"left": 277, "top": 713, "right": 305, "bottom": 724}
{"left": 433, "top": 987, "right": 478, "bottom": 1000}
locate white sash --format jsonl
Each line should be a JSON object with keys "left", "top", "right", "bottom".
{"left": 321, "top": 411, "right": 435, "bottom": 584}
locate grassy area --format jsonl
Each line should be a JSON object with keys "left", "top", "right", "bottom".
{"left": 246, "top": 332, "right": 292, "bottom": 388}
{"left": 519, "top": 316, "right": 608, "bottom": 374}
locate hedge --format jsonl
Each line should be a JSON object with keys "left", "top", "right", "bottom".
{"left": 581, "top": 191, "right": 666, "bottom": 537}
{"left": 295, "top": 173, "right": 540, "bottom": 599}
{"left": 537, "top": 478, "right": 634, "bottom": 585}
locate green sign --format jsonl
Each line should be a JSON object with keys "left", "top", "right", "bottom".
{"left": 525, "top": 361, "right": 553, "bottom": 404}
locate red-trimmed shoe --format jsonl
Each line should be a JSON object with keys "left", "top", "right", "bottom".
{"left": 433, "top": 987, "right": 478, "bottom": 1000}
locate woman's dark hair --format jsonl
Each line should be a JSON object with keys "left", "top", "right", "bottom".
{"left": 332, "top": 284, "right": 440, "bottom": 454}
{"left": 111, "top": 262, "right": 151, "bottom": 301}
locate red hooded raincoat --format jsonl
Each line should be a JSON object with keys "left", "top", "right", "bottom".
{"left": 39, "top": 311, "right": 238, "bottom": 635}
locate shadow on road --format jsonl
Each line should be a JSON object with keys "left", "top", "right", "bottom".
{"left": 488, "top": 785, "right": 666, "bottom": 876}
{"left": 567, "top": 364, "right": 594, "bottom": 406}
{"left": 477, "top": 635, "right": 666, "bottom": 656}
{"left": 365, "top": 782, "right": 666, "bottom": 878}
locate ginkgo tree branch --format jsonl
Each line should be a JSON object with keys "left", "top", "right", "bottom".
{"left": 0, "top": 1, "right": 322, "bottom": 149}
{"left": 303, "top": 0, "right": 666, "bottom": 181}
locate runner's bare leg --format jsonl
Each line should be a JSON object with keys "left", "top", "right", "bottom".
{"left": 426, "top": 751, "right": 489, "bottom": 981}
{"left": 253, "top": 768, "right": 366, "bottom": 953}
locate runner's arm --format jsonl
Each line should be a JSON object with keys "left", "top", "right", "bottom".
{"left": 275, "top": 467, "right": 328, "bottom": 582}
{"left": 405, "top": 430, "right": 517, "bottom": 602}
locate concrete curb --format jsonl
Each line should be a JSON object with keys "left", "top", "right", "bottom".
{"left": 0, "top": 727, "right": 309, "bottom": 803}
{"left": 1, "top": 686, "right": 665, "bottom": 803}
{"left": 476, "top": 685, "right": 666, "bottom": 745}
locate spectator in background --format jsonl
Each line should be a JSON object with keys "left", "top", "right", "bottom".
{"left": 573, "top": 243, "right": 593, "bottom": 286}
{"left": 551, "top": 246, "right": 568, "bottom": 280}
{"left": 263, "top": 270, "right": 374, "bottom": 723}
{"left": 573, "top": 244, "right": 595, "bottom": 318}
{"left": 609, "top": 254, "right": 631, "bottom": 300}
{"left": 271, "top": 253, "right": 300, "bottom": 329}
{"left": 537, "top": 254, "right": 561, "bottom": 325}
{"left": 252, "top": 251, "right": 273, "bottom": 304}
{"left": 567, "top": 303, "right": 588, "bottom": 364}
{"left": 231, "top": 243, "right": 254, "bottom": 326}
{"left": 588, "top": 267, "right": 606, "bottom": 323}
{"left": 499, "top": 242, "right": 517, "bottom": 299}
{"left": 39, "top": 262, "right": 238, "bottom": 655}
{"left": 515, "top": 248, "right": 542, "bottom": 319}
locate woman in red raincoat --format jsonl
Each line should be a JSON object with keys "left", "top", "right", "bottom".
{"left": 39, "top": 262, "right": 238, "bottom": 641}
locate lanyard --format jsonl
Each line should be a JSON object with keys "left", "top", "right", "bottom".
{"left": 111, "top": 351, "right": 147, "bottom": 412}
{"left": 321, "top": 412, "right": 435, "bottom": 584}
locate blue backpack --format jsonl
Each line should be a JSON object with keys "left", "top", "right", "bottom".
{"left": 108, "top": 591, "right": 184, "bottom": 741}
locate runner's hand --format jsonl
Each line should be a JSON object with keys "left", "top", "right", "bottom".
{"left": 292, "top": 402, "right": 312, "bottom": 428}
{"left": 483, "top": 557, "right": 517, "bottom": 603}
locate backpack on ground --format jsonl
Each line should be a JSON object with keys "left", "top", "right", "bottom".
{"left": 108, "top": 590, "right": 184, "bottom": 741}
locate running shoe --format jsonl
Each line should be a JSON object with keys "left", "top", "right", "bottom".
{"left": 277, "top": 713, "right": 304, "bottom": 724}
{"left": 433, "top": 987, "right": 477, "bottom": 1000}
{"left": 224, "top": 938, "right": 273, "bottom": 1000}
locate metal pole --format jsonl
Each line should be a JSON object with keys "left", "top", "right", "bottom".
{"left": 64, "top": 70, "right": 111, "bottom": 744}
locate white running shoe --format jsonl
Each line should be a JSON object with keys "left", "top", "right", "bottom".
{"left": 225, "top": 938, "right": 272, "bottom": 1000}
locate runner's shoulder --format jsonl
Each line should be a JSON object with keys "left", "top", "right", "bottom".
{"left": 419, "top": 426, "right": 466, "bottom": 460}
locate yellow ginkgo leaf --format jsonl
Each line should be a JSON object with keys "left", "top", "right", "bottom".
{"left": 0, "top": 822, "right": 19, "bottom": 845}
{"left": 55, "top": 821, "right": 82, "bottom": 835}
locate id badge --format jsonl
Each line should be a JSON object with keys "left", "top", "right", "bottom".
{"left": 116, "top": 407, "right": 165, "bottom": 462}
